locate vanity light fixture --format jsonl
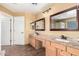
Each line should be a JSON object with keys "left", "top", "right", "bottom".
{"left": 42, "top": 8, "right": 51, "bottom": 14}
{"left": 32, "top": 3, "right": 37, "bottom": 6}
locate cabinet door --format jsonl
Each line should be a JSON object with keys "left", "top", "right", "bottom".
{"left": 35, "top": 39, "right": 42, "bottom": 49}
{"left": 51, "top": 42, "right": 66, "bottom": 51}
{"left": 67, "top": 47, "right": 79, "bottom": 56}
{"left": 29, "top": 35, "right": 33, "bottom": 45}
{"left": 46, "top": 40, "right": 51, "bottom": 48}
{"left": 32, "top": 38, "right": 35, "bottom": 48}
{"left": 46, "top": 47, "right": 56, "bottom": 56}
{"left": 29, "top": 35, "right": 36, "bottom": 48}
{"left": 42, "top": 40, "right": 46, "bottom": 47}
{"left": 57, "top": 49, "right": 71, "bottom": 56}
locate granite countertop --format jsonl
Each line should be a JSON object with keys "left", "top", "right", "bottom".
{"left": 30, "top": 34, "right": 79, "bottom": 49}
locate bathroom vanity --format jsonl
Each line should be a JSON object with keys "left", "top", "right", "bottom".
{"left": 29, "top": 34, "right": 79, "bottom": 56}
{"left": 29, "top": 5, "right": 79, "bottom": 56}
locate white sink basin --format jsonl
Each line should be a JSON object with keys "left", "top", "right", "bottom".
{"left": 55, "top": 39, "right": 70, "bottom": 43}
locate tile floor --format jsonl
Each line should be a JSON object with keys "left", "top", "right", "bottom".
{"left": 1, "top": 44, "right": 45, "bottom": 56}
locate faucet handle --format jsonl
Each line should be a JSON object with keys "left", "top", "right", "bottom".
{"left": 61, "top": 35, "right": 67, "bottom": 40}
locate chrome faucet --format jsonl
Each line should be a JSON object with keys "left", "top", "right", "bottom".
{"left": 61, "top": 35, "right": 67, "bottom": 40}
{"left": 35, "top": 32, "right": 39, "bottom": 35}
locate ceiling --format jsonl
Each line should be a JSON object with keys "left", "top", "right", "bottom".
{"left": 0, "top": 3, "right": 53, "bottom": 14}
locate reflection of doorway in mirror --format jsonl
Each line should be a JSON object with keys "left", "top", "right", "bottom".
{"left": 54, "top": 21, "right": 66, "bottom": 29}
{"left": 60, "top": 22, "right": 66, "bottom": 29}
{"left": 67, "top": 21, "right": 78, "bottom": 29}
{"left": 55, "top": 22, "right": 60, "bottom": 29}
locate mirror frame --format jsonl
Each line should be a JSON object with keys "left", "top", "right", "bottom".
{"left": 35, "top": 18, "right": 45, "bottom": 31}
{"left": 50, "top": 5, "right": 79, "bottom": 31}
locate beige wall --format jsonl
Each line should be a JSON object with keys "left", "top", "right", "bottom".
{"left": 32, "top": 3, "right": 79, "bottom": 39}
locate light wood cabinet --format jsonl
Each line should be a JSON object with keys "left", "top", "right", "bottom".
{"left": 57, "top": 49, "right": 71, "bottom": 56}
{"left": 45, "top": 40, "right": 71, "bottom": 56}
{"left": 42, "top": 40, "right": 46, "bottom": 47}
{"left": 29, "top": 35, "right": 42, "bottom": 49}
{"left": 35, "top": 39, "right": 42, "bottom": 49}
{"left": 45, "top": 40, "right": 51, "bottom": 48}
{"left": 29, "top": 35, "right": 79, "bottom": 56}
{"left": 67, "top": 47, "right": 79, "bottom": 56}
{"left": 30, "top": 36, "right": 36, "bottom": 48}
{"left": 46, "top": 40, "right": 57, "bottom": 56}
{"left": 46, "top": 47, "right": 56, "bottom": 56}
{"left": 51, "top": 42, "right": 66, "bottom": 51}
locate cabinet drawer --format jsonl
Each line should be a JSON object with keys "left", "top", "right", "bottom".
{"left": 57, "top": 49, "right": 71, "bottom": 56}
{"left": 51, "top": 42, "right": 66, "bottom": 51}
{"left": 67, "top": 47, "right": 79, "bottom": 56}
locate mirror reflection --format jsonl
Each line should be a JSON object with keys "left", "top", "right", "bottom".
{"left": 50, "top": 9, "right": 78, "bottom": 30}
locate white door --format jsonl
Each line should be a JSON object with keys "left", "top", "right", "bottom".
{"left": 0, "top": 18, "right": 1, "bottom": 50}
{"left": 1, "top": 17, "right": 11, "bottom": 45}
{"left": 14, "top": 16, "right": 24, "bottom": 45}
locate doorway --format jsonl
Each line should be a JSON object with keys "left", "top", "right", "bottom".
{"left": 1, "top": 16, "right": 12, "bottom": 45}
{"left": 1, "top": 16, "right": 25, "bottom": 46}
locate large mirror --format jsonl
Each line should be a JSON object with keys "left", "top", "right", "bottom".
{"left": 50, "top": 6, "right": 79, "bottom": 31}
{"left": 35, "top": 18, "right": 45, "bottom": 31}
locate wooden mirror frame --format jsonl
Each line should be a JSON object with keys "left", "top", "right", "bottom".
{"left": 35, "top": 18, "right": 45, "bottom": 31}
{"left": 50, "top": 5, "right": 79, "bottom": 31}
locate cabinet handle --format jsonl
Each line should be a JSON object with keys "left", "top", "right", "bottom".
{"left": 49, "top": 41, "right": 51, "bottom": 45}
{"left": 61, "top": 50, "right": 63, "bottom": 52}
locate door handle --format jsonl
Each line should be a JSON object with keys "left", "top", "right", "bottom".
{"left": 10, "top": 40, "right": 12, "bottom": 45}
{"left": 21, "top": 32, "right": 24, "bottom": 34}
{"left": 10, "top": 40, "right": 12, "bottom": 42}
